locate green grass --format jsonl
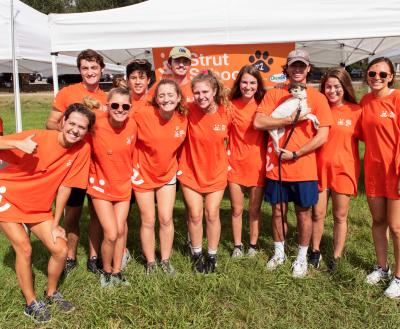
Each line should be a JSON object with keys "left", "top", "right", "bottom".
{"left": 0, "top": 90, "right": 399, "bottom": 328}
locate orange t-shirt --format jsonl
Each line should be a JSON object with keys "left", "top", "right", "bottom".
{"left": 228, "top": 99, "right": 267, "bottom": 187}
{"left": 257, "top": 86, "right": 333, "bottom": 182}
{"left": 316, "top": 103, "right": 361, "bottom": 195}
{"left": 148, "top": 78, "right": 194, "bottom": 104}
{"left": 130, "top": 91, "right": 152, "bottom": 114}
{"left": 178, "top": 103, "right": 230, "bottom": 193}
{"left": 86, "top": 112, "right": 137, "bottom": 201}
{"left": 360, "top": 89, "right": 400, "bottom": 199}
{"left": 53, "top": 82, "right": 107, "bottom": 113}
{"left": 0, "top": 130, "right": 90, "bottom": 223}
{"left": 132, "top": 106, "right": 188, "bottom": 191}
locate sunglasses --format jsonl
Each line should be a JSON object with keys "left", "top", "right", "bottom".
{"left": 110, "top": 103, "right": 131, "bottom": 111}
{"left": 368, "top": 71, "right": 390, "bottom": 79}
{"left": 130, "top": 59, "right": 149, "bottom": 65}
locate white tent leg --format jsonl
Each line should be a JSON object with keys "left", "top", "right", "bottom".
{"left": 11, "top": 0, "right": 22, "bottom": 132}
{"left": 51, "top": 52, "right": 59, "bottom": 96}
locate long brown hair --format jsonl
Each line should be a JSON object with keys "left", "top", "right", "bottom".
{"left": 320, "top": 68, "right": 357, "bottom": 104}
{"left": 230, "top": 65, "right": 265, "bottom": 104}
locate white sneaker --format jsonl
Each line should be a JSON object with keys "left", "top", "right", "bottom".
{"left": 384, "top": 278, "right": 400, "bottom": 299}
{"left": 247, "top": 247, "right": 258, "bottom": 258}
{"left": 121, "top": 248, "right": 132, "bottom": 271}
{"left": 292, "top": 258, "right": 308, "bottom": 278}
{"left": 266, "top": 254, "right": 285, "bottom": 270}
{"left": 366, "top": 266, "right": 391, "bottom": 285}
{"left": 231, "top": 245, "right": 244, "bottom": 258}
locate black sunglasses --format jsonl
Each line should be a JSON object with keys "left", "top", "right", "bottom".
{"left": 110, "top": 103, "right": 131, "bottom": 111}
{"left": 368, "top": 71, "right": 390, "bottom": 79}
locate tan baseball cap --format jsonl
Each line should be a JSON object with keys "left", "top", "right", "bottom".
{"left": 169, "top": 47, "right": 192, "bottom": 60}
{"left": 287, "top": 49, "right": 310, "bottom": 66}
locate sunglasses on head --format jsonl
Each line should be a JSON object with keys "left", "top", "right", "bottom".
{"left": 130, "top": 59, "right": 149, "bottom": 65}
{"left": 110, "top": 103, "right": 131, "bottom": 111}
{"left": 368, "top": 71, "right": 390, "bottom": 79}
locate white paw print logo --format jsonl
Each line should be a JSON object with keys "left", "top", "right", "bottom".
{"left": 131, "top": 167, "right": 144, "bottom": 185}
{"left": 0, "top": 186, "right": 11, "bottom": 212}
{"left": 66, "top": 159, "right": 73, "bottom": 167}
{"left": 265, "top": 147, "right": 274, "bottom": 172}
{"left": 89, "top": 177, "right": 105, "bottom": 194}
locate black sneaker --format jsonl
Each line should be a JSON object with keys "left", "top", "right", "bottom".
{"left": 308, "top": 250, "right": 322, "bottom": 269}
{"left": 111, "top": 272, "right": 130, "bottom": 286}
{"left": 45, "top": 291, "right": 75, "bottom": 313}
{"left": 192, "top": 252, "right": 204, "bottom": 273}
{"left": 327, "top": 258, "right": 340, "bottom": 273}
{"left": 100, "top": 271, "right": 113, "bottom": 287}
{"left": 145, "top": 261, "right": 157, "bottom": 275}
{"left": 87, "top": 256, "right": 102, "bottom": 274}
{"left": 204, "top": 254, "right": 217, "bottom": 274}
{"left": 63, "top": 258, "right": 77, "bottom": 275}
{"left": 24, "top": 300, "right": 51, "bottom": 323}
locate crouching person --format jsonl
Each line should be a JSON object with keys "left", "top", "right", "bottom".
{"left": 0, "top": 103, "right": 94, "bottom": 323}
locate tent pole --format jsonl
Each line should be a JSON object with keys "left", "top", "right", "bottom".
{"left": 51, "top": 52, "right": 59, "bottom": 96}
{"left": 11, "top": 0, "right": 22, "bottom": 132}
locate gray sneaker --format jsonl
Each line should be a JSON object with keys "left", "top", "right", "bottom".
{"left": 145, "top": 261, "right": 157, "bottom": 275}
{"left": 160, "top": 259, "right": 176, "bottom": 277}
{"left": 100, "top": 271, "right": 113, "bottom": 288}
{"left": 45, "top": 291, "right": 75, "bottom": 313}
{"left": 366, "top": 266, "right": 391, "bottom": 285}
{"left": 121, "top": 249, "right": 132, "bottom": 271}
{"left": 111, "top": 272, "right": 130, "bottom": 286}
{"left": 231, "top": 245, "right": 244, "bottom": 258}
{"left": 24, "top": 300, "right": 51, "bottom": 324}
{"left": 247, "top": 247, "right": 258, "bottom": 258}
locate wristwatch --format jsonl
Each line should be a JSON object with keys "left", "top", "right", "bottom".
{"left": 292, "top": 151, "right": 298, "bottom": 161}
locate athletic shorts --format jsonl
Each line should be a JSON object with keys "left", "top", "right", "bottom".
{"left": 264, "top": 179, "right": 318, "bottom": 208}
{"left": 66, "top": 188, "right": 86, "bottom": 207}
{"left": 166, "top": 175, "right": 177, "bottom": 186}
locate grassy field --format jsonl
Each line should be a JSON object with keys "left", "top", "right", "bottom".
{"left": 0, "top": 91, "right": 399, "bottom": 329}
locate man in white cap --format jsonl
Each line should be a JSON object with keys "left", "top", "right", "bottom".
{"left": 253, "top": 49, "right": 333, "bottom": 278}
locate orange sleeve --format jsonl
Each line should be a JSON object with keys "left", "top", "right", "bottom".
{"left": 52, "top": 85, "right": 72, "bottom": 112}
{"left": 62, "top": 142, "right": 91, "bottom": 189}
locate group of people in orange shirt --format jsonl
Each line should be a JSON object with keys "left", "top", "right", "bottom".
{"left": 1, "top": 45, "right": 400, "bottom": 323}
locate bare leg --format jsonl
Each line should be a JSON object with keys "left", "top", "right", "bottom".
{"left": 367, "top": 197, "right": 389, "bottom": 269}
{"left": 88, "top": 200, "right": 102, "bottom": 258}
{"left": 271, "top": 203, "right": 288, "bottom": 242}
{"left": 182, "top": 185, "right": 204, "bottom": 248}
{"left": 135, "top": 190, "right": 156, "bottom": 263}
{"left": 0, "top": 222, "right": 35, "bottom": 304}
{"left": 204, "top": 190, "right": 225, "bottom": 250}
{"left": 156, "top": 185, "right": 176, "bottom": 261}
{"left": 331, "top": 192, "right": 350, "bottom": 258}
{"left": 64, "top": 206, "right": 81, "bottom": 259}
{"left": 295, "top": 205, "right": 312, "bottom": 246}
{"left": 111, "top": 201, "right": 130, "bottom": 273}
{"left": 311, "top": 190, "right": 329, "bottom": 251}
{"left": 387, "top": 198, "right": 400, "bottom": 277}
{"left": 248, "top": 186, "right": 264, "bottom": 245}
{"left": 229, "top": 183, "right": 245, "bottom": 246}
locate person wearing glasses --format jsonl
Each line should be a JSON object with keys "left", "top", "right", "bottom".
{"left": 360, "top": 57, "right": 400, "bottom": 298}
{"left": 86, "top": 86, "right": 137, "bottom": 287}
{"left": 46, "top": 49, "right": 107, "bottom": 275}
{"left": 132, "top": 79, "right": 187, "bottom": 276}
{"left": 309, "top": 68, "right": 361, "bottom": 272}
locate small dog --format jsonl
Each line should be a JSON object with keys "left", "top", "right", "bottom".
{"left": 268, "top": 83, "right": 319, "bottom": 151}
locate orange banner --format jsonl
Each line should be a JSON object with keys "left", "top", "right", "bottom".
{"left": 152, "top": 43, "right": 294, "bottom": 88}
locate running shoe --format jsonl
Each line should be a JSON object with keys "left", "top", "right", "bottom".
{"left": 192, "top": 252, "right": 204, "bottom": 273}
{"left": 308, "top": 250, "right": 322, "bottom": 269}
{"left": 292, "top": 258, "right": 308, "bottom": 278}
{"left": 121, "top": 248, "right": 132, "bottom": 271}
{"left": 63, "top": 258, "right": 77, "bottom": 275}
{"left": 24, "top": 300, "right": 51, "bottom": 323}
{"left": 160, "top": 259, "right": 176, "bottom": 277}
{"left": 366, "top": 266, "right": 391, "bottom": 285}
{"left": 111, "top": 272, "right": 130, "bottom": 286}
{"left": 384, "top": 278, "right": 400, "bottom": 299}
{"left": 204, "top": 254, "right": 217, "bottom": 274}
{"left": 231, "top": 244, "right": 244, "bottom": 258}
{"left": 45, "top": 291, "right": 75, "bottom": 313}
{"left": 327, "top": 258, "right": 340, "bottom": 273}
{"left": 266, "top": 254, "right": 285, "bottom": 271}
{"left": 247, "top": 247, "right": 258, "bottom": 258}
{"left": 100, "top": 271, "right": 113, "bottom": 288}
{"left": 87, "top": 256, "right": 102, "bottom": 274}
{"left": 145, "top": 261, "right": 157, "bottom": 275}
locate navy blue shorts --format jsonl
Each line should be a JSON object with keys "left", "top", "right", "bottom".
{"left": 66, "top": 188, "right": 86, "bottom": 207}
{"left": 264, "top": 179, "right": 318, "bottom": 208}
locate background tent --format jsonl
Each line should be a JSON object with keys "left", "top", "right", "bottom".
{"left": 49, "top": 0, "right": 400, "bottom": 67}
{"left": 1, "top": 0, "right": 124, "bottom": 132}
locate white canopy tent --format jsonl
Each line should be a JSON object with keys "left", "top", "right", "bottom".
{"left": 48, "top": 0, "right": 400, "bottom": 67}
{"left": 1, "top": 0, "right": 124, "bottom": 132}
